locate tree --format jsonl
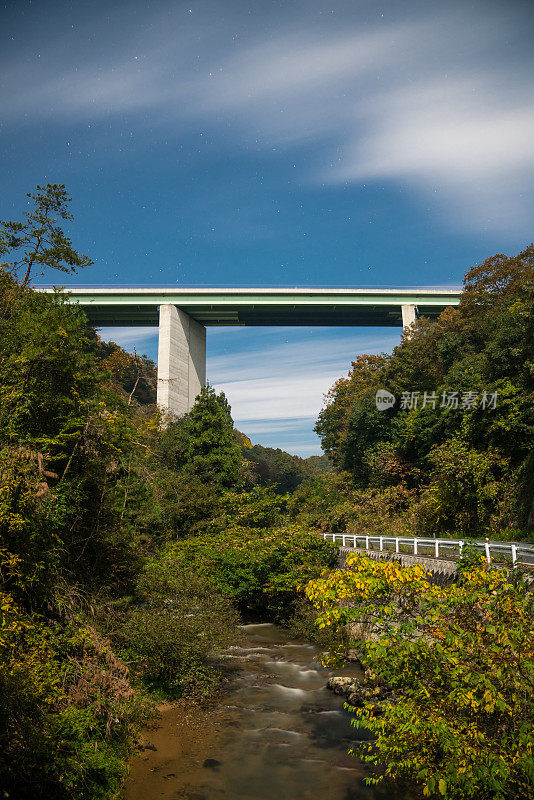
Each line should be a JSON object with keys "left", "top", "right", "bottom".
{"left": 244, "top": 444, "right": 309, "bottom": 492}
{"left": 413, "top": 440, "right": 509, "bottom": 537}
{"left": 314, "top": 245, "right": 534, "bottom": 537}
{"left": 461, "top": 244, "right": 534, "bottom": 316}
{"left": 181, "top": 385, "right": 243, "bottom": 488}
{"left": 0, "top": 184, "right": 92, "bottom": 286}
{"left": 341, "top": 397, "right": 393, "bottom": 485}
{"left": 315, "top": 354, "right": 389, "bottom": 466}
{"left": 306, "top": 554, "right": 534, "bottom": 800}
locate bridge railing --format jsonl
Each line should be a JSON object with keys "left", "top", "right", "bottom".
{"left": 321, "top": 533, "right": 534, "bottom": 569}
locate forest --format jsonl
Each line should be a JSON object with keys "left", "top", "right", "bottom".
{"left": 0, "top": 186, "right": 532, "bottom": 800}
{"left": 314, "top": 244, "right": 534, "bottom": 541}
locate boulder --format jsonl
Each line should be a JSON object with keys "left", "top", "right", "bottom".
{"left": 327, "top": 675, "right": 391, "bottom": 708}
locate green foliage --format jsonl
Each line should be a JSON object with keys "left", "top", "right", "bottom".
{"left": 0, "top": 183, "right": 93, "bottom": 286}
{"left": 148, "top": 468, "right": 222, "bottom": 537}
{"left": 116, "top": 553, "right": 238, "bottom": 697}
{"left": 97, "top": 342, "right": 156, "bottom": 406}
{"left": 160, "top": 385, "right": 243, "bottom": 489}
{"left": 287, "top": 472, "right": 415, "bottom": 538}
{"left": 342, "top": 397, "right": 393, "bottom": 485}
{"left": 306, "top": 555, "right": 534, "bottom": 799}
{"left": 315, "top": 245, "right": 534, "bottom": 538}
{"left": 157, "top": 522, "right": 337, "bottom": 618}
{"left": 0, "top": 189, "right": 342, "bottom": 800}
{"left": 315, "top": 354, "right": 389, "bottom": 468}
{"left": 243, "top": 443, "right": 331, "bottom": 492}
{"left": 0, "top": 274, "right": 98, "bottom": 444}
{"left": 0, "top": 603, "right": 151, "bottom": 800}
{"left": 412, "top": 440, "right": 509, "bottom": 537}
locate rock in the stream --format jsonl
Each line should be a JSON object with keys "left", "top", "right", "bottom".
{"left": 203, "top": 758, "right": 221, "bottom": 770}
{"left": 141, "top": 742, "right": 157, "bottom": 751}
{"left": 327, "top": 676, "right": 390, "bottom": 708}
{"left": 327, "top": 676, "right": 366, "bottom": 707}
{"left": 327, "top": 677, "right": 359, "bottom": 696}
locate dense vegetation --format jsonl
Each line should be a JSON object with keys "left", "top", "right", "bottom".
{"left": 1, "top": 186, "right": 532, "bottom": 800}
{"left": 304, "top": 245, "right": 534, "bottom": 798}
{"left": 242, "top": 441, "right": 332, "bottom": 493}
{"left": 307, "top": 554, "right": 534, "bottom": 799}
{"left": 314, "top": 245, "right": 534, "bottom": 541}
{"left": 0, "top": 186, "right": 335, "bottom": 799}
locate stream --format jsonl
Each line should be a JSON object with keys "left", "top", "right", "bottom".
{"left": 125, "top": 623, "right": 412, "bottom": 800}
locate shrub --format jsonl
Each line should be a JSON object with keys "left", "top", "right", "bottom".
{"left": 306, "top": 555, "right": 534, "bottom": 799}
{"left": 158, "top": 525, "right": 337, "bottom": 619}
{"left": 116, "top": 556, "right": 238, "bottom": 697}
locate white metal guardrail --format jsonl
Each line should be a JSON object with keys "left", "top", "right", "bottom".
{"left": 322, "top": 533, "right": 534, "bottom": 569}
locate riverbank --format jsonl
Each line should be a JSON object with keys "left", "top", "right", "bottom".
{"left": 125, "top": 700, "right": 241, "bottom": 800}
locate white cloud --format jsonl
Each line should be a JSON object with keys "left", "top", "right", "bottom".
{"left": 283, "top": 443, "right": 325, "bottom": 457}
{"left": 215, "top": 375, "right": 341, "bottom": 420}
{"left": 2, "top": 2, "right": 532, "bottom": 232}
{"left": 208, "top": 332, "right": 398, "bottom": 379}
{"left": 234, "top": 418, "right": 317, "bottom": 435}
{"left": 210, "top": 330, "right": 399, "bottom": 424}
{"left": 98, "top": 326, "right": 158, "bottom": 349}
{"left": 332, "top": 78, "right": 534, "bottom": 230}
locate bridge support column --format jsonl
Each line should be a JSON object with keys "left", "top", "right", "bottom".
{"left": 156, "top": 304, "right": 206, "bottom": 418}
{"left": 401, "top": 303, "right": 418, "bottom": 332}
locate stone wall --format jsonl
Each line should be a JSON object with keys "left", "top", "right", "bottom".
{"left": 339, "top": 546, "right": 458, "bottom": 582}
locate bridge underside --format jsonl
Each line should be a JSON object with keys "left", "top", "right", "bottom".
{"left": 80, "top": 302, "right": 448, "bottom": 328}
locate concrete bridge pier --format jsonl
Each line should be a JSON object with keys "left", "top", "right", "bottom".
{"left": 401, "top": 303, "right": 418, "bottom": 332}
{"left": 156, "top": 304, "right": 206, "bottom": 417}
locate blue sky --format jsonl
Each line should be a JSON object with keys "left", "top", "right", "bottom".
{"left": 1, "top": 0, "right": 533, "bottom": 455}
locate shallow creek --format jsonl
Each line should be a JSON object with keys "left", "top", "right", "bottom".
{"left": 125, "top": 623, "right": 411, "bottom": 800}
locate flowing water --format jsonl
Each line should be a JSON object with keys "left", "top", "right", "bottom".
{"left": 125, "top": 623, "right": 412, "bottom": 800}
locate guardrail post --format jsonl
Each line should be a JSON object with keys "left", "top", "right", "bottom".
{"left": 511, "top": 544, "right": 517, "bottom": 568}
{"left": 413, "top": 538, "right": 418, "bottom": 555}
{"left": 395, "top": 537, "right": 399, "bottom": 553}
{"left": 459, "top": 540, "right": 464, "bottom": 559}
{"left": 342, "top": 534, "right": 346, "bottom": 547}
{"left": 435, "top": 540, "right": 439, "bottom": 558}
{"left": 485, "top": 539, "right": 491, "bottom": 565}
{"left": 379, "top": 536, "right": 383, "bottom": 551}
{"left": 352, "top": 535, "right": 356, "bottom": 548}
{"left": 365, "top": 535, "right": 369, "bottom": 550}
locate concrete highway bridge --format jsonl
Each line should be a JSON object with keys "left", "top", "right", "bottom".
{"left": 38, "top": 285, "right": 461, "bottom": 417}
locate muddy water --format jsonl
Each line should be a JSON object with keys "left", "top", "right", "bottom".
{"left": 125, "top": 623, "right": 411, "bottom": 800}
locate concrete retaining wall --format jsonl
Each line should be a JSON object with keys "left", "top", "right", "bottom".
{"left": 339, "top": 546, "right": 458, "bottom": 581}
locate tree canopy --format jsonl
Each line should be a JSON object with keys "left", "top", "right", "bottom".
{"left": 314, "top": 245, "right": 534, "bottom": 539}
{"left": 0, "top": 184, "right": 93, "bottom": 286}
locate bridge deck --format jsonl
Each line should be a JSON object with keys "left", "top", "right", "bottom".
{"left": 36, "top": 285, "right": 461, "bottom": 327}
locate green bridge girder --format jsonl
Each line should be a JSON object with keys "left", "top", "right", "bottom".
{"left": 37, "top": 286, "right": 462, "bottom": 327}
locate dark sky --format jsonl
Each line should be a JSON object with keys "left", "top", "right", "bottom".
{"left": 1, "top": 0, "right": 533, "bottom": 454}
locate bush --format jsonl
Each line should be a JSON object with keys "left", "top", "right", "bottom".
{"left": 306, "top": 555, "right": 534, "bottom": 799}
{"left": 157, "top": 524, "right": 337, "bottom": 619}
{"left": 413, "top": 440, "right": 509, "bottom": 538}
{"left": 116, "top": 555, "right": 238, "bottom": 697}
{"left": 0, "top": 608, "right": 151, "bottom": 800}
